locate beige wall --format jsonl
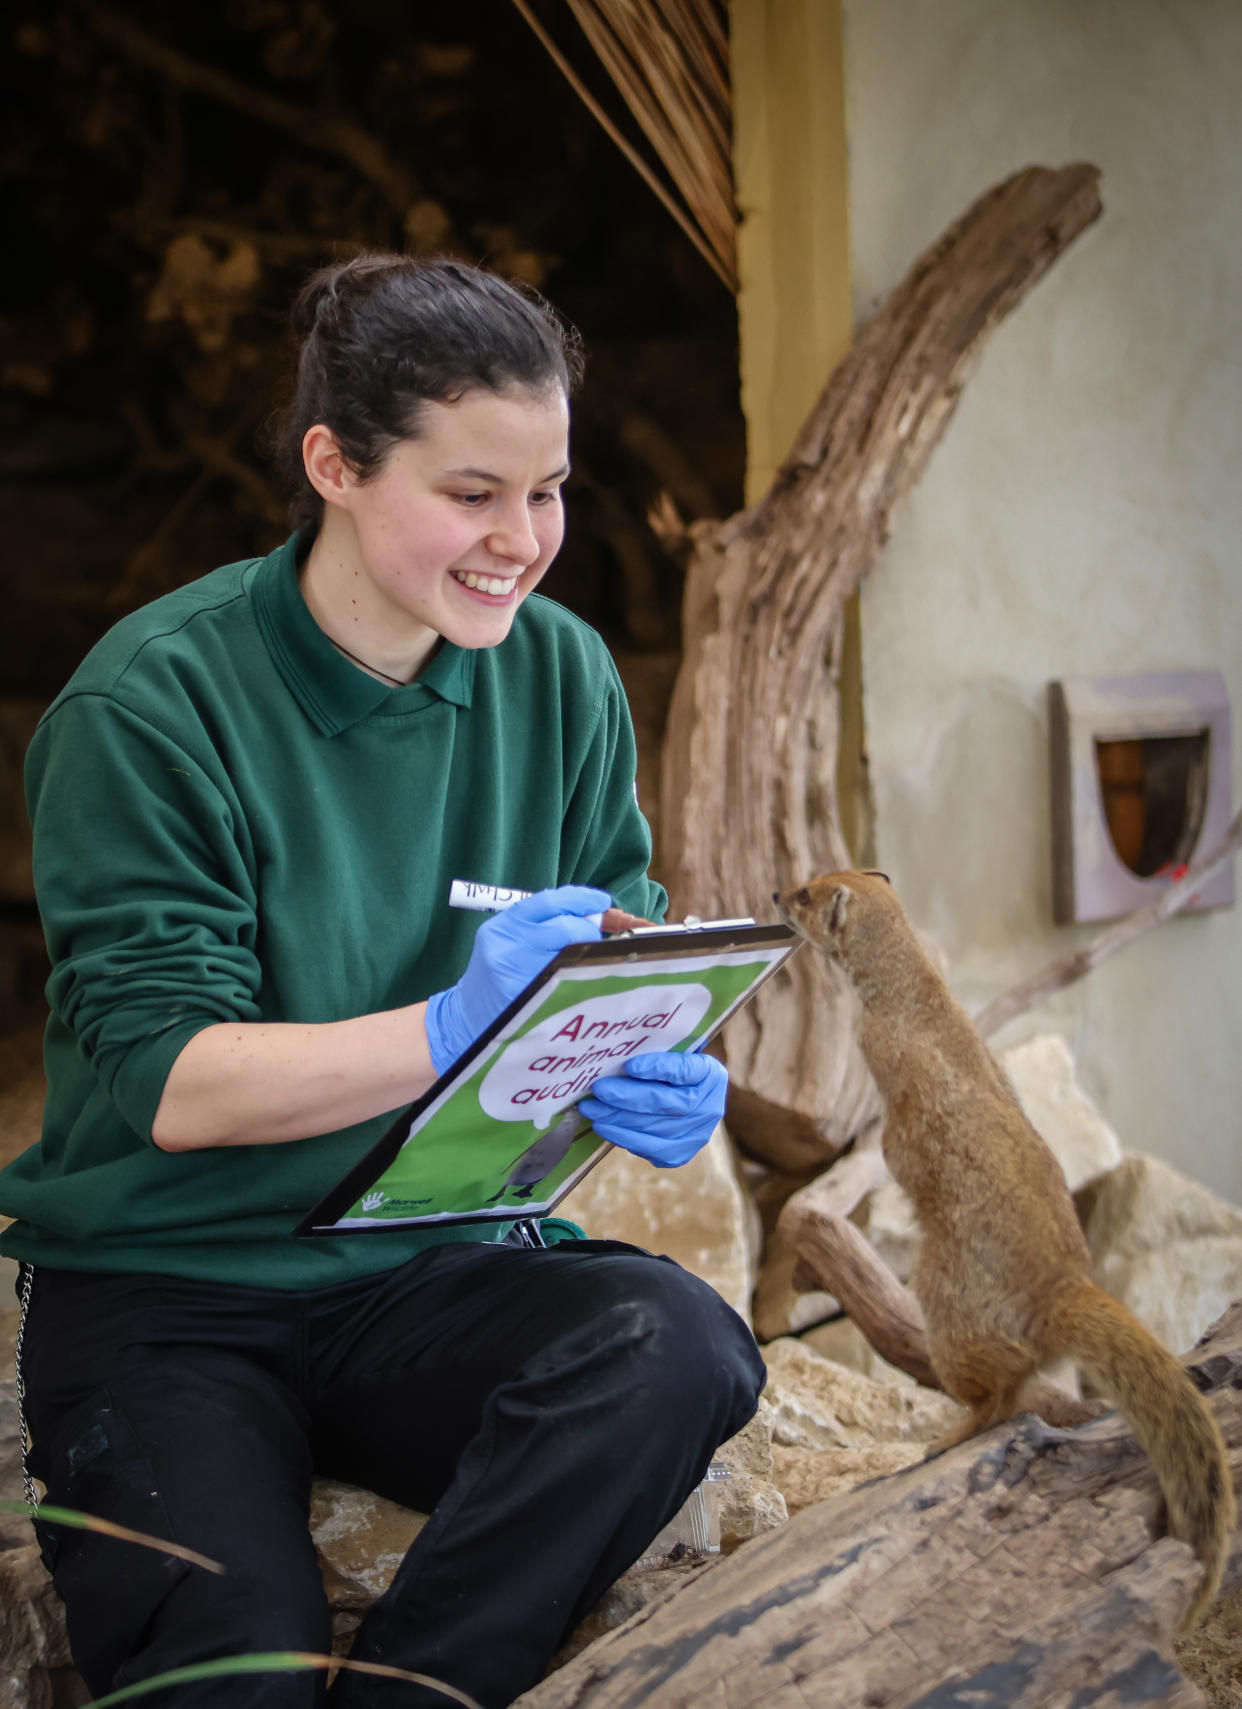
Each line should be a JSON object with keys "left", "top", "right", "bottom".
{"left": 843, "top": 0, "right": 1242, "bottom": 1197}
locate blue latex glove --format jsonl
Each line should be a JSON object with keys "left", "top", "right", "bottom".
{"left": 425, "top": 886, "right": 610, "bottom": 1075}
{"left": 578, "top": 1050, "right": 727, "bottom": 1168}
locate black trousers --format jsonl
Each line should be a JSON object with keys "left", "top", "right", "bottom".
{"left": 20, "top": 1239, "right": 764, "bottom": 1708}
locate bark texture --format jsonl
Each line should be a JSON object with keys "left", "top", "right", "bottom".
{"left": 659, "top": 164, "right": 1103, "bottom": 1171}
{"left": 520, "top": 1304, "right": 1242, "bottom": 1709}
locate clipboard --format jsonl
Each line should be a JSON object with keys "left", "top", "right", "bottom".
{"left": 298, "top": 919, "right": 800, "bottom": 1236}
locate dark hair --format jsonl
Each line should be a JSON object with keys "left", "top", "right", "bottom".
{"left": 272, "top": 253, "right": 585, "bottom": 529}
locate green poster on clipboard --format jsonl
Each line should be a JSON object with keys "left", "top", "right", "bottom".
{"left": 300, "top": 921, "right": 799, "bottom": 1235}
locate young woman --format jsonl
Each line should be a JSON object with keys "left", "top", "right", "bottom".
{"left": 0, "top": 256, "right": 765, "bottom": 1708}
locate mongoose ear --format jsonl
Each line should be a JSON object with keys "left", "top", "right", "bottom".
{"left": 828, "top": 885, "right": 849, "bottom": 934}
{"left": 861, "top": 870, "right": 892, "bottom": 885}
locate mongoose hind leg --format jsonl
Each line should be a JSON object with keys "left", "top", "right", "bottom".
{"left": 926, "top": 1338, "right": 1031, "bottom": 1457}
{"left": 1016, "top": 1375, "right": 1109, "bottom": 1430}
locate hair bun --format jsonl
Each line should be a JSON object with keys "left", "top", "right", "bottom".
{"left": 292, "top": 255, "right": 411, "bottom": 336}
{"left": 290, "top": 266, "right": 343, "bottom": 337}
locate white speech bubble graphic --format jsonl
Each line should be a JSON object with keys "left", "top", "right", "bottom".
{"left": 479, "top": 982, "right": 712, "bottom": 1128}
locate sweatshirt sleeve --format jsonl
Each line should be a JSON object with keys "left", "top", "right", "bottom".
{"left": 27, "top": 692, "right": 264, "bottom": 1143}
{"left": 559, "top": 654, "right": 668, "bottom": 923}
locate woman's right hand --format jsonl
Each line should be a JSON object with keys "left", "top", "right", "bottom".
{"left": 424, "top": 887, "right": 609, "bottom": 1074}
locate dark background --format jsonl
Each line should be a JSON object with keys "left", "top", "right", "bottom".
{"left": 2, "top": 0, "right": 744, "bottom": 695}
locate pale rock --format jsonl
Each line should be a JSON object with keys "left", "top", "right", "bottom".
{"left": 996, "top": 1032, "right": 1123, "bottom": 1192}
{"left": 762, "top": 1336, "right": 959, "bottom": 1452}
{"left": 859, "top": 1030, "right": 1123, "bottom": 1282}
{"left": 761, "top": 1339, "right": 958, "bottom": 1521}
{"left": 710, "top": 1397, "right": 787, "bottom": 1549}
{"left": 771, "top": 1441, "right": 928, "bottom": 1513}
{"left": 1080, "top": 1154, "right": 1242, "bottom": 1356}
{"left": 558, "top": 1123, "right": 755, "bottom": 1321}
{"left": 308, "top": 1479, "right": 426, "bottom": 1609}
{"left": 0, "top": 1545, "right": 72, "bottom": 1709}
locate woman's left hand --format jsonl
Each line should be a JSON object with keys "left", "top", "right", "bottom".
{"left": 578, "top": 1051, "right": 727, "bottom": 1168}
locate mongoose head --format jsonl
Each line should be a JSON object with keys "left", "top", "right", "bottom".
{"left": 774, "top": 870, "right": 898, "bottom": 963}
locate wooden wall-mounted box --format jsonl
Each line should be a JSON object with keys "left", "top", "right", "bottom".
{"left": 1048, "top": 671, "right": 1233, "bottom": 925}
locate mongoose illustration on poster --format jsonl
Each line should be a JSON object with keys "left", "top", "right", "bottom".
{"left": 775, "top": 869, "right": 1235, "bottom": 1628}
{"left": 487, "top": 1107, "right": 587, "bottom": 1202}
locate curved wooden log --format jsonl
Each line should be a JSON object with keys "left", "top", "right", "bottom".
{"left": 659, "top": 164, "right": 1103, "bottom": 1171}
{"left": 522, "top": 1303, "right": 1242, "bottom": 1709}
{"left": 771, "top": 1121, "right": 941, "bottom": 1386}
{"left": 788, "top": 1210, "right": 939, "bottom": 1390}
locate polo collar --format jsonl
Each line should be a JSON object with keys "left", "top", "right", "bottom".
{"left": 249, "top": 534, "right": 475, "bottom": 736}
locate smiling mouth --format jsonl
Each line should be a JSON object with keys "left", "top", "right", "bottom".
{"left": 451, "top": 570, "right": 519, "bottom": 597}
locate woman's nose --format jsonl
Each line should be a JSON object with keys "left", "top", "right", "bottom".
{"left": 487, "top": 508, "right": 539, "bottom": 566}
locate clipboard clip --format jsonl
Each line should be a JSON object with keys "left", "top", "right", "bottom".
{"left": 621, "top": 915, "right": 756, "bottom": 937}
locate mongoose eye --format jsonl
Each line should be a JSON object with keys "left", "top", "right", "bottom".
{"left": 861, "top": 870, "right": 892, "bottom": 885}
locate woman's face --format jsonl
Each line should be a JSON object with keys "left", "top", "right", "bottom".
{"left": 318, "top": 384, "right": 571, "bottom": 659}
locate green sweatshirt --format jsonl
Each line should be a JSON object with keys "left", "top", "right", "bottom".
{"left": 0, "top": 535, "right": 665, "bottom": 1288}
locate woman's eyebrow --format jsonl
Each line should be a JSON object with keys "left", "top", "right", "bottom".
{"left": 445, "top": 463, "right": 572, "bottom": 484}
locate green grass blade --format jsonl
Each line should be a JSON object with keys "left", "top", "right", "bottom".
{"left": 82, "top": 1651, "right": 482, "bottom": 1708}
{"left": 0, "top": 1497, "right": 224, "bottom": 1574}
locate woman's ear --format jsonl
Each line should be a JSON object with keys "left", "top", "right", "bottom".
{"left": 302, "top": 424, "right": 352, "bottom": 510}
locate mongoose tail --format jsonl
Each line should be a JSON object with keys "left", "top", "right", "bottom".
{"left": 1045, "top": 1279, "right": 1235, "bottom": 1629}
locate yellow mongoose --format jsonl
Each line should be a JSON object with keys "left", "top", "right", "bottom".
{"left": 776, "top": 869, "right": 1235, "bottom": 1628}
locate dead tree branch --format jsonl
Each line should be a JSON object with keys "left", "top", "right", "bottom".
{"left": 771, "top": 1119, "right": 940, "bottom": 1386}
{"left": 660, "top": 164, "right": 1103, "bottom": 1173}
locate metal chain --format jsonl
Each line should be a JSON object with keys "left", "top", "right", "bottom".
{"left": 13, "top": 1262, "right": 39, "bottom": 1518}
